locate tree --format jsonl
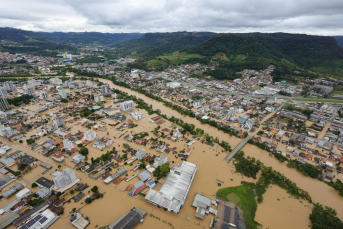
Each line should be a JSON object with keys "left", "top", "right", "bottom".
{"left": 85, "top": 197, "right": 92, "bottom": 204}
{"left": 31, "top": 183, "right": 38, "bottom": 188}
{"left": 72, "top": 208, "right": 76, "bottom": 212}
{"left": 14, "top": 171, "right": 21, "bottom": 176}
{"left": 19, "top": 140, "right": 23, "bottom": 143}
{"left": 70, "top": 190, "right": 74, "bottom": 195}
{"left": 91, "top": 186, "right": 98, "bottom": 192}
{"left": 79, "top": 147, "right": 89, "bottom": 156}
{"left": 58, "top": 165, "right": 62, "bottom": 169}
{"left": 160, "top": 164, "right": 170, "bottom": 173}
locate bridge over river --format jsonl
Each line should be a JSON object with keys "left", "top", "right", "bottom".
{"left": 224, "top": 135, "right": 253, "bottom": 162}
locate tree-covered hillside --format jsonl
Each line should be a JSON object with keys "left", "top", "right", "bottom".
{"left": 183, "top": 33, "right": 343, "bottom": 81}
{"left": 115, "top": 32, "right": 217, "bottom": 57}
{"left": 0, "top": 27, "right": 142, "bottom": 45}
{"left": 335, "top": 36, "right": 343, "bottom": 48}
{"left": 35, "top": 31, "right": 143, "bottom": 45}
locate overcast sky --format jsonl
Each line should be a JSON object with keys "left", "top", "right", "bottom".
{"left": 1, "top": 0, "right": 343, "bottom": 35}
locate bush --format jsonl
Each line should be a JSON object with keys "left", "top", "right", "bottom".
{"left": 91, "top": 186, "right": 98, "bottom": 192}
{"left": 85, "top": 197, "right": 92, "bottom": 204}
{"left": 79, "top": 147, "right": 89, "bottom": 156}
{"left": 19, "top": 140, "right": 23, "bottom": 143}
{"left": 218, "top": 183, "right": 221, "bottom": 186}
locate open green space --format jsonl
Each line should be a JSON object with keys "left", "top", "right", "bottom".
{"left": 216, "top": 185, "right": 259, "bottom": 229}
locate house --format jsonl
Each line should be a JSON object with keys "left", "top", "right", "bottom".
{"left": 93, "top": 137, "right": 113, "bottom": 150}
{"left": 52, "top": 152, "right": 65, "bottom": 162}
{"left": 172, "top": 129, "right": 181, "bottom": 141}
{"left": 35, "top": 187, "right": 51, "bottom": 198}
{"left": 16, "top": 188, "right": 31, "bottom": 200}
{"left": 156, "top": 145, "right": 166, "bottom": 153}
{"left": 83, "top": 129, "right": 97, "bottom": 141}
{"left": 71, "top": 154, "right": 86, "bottom": 164}
{"left": 108, "top": 207, "right": 147, "bottom": 229}
{"left": 35, "top": 177, "right": 54, "bottom": 190}
{"left": 138, "top": 170, "right": 152, "bottom": 182}
{"left": 54, "top": 128, "right": 71, "bottom": 139}
{"left": 69, "top": 212, "right": 90, "bottom": 229}
{"left": 192, "top": 194, "right": 217, "bottom": 219}
{"left": 185, "top": 148, "right": 192, "bottom": 155}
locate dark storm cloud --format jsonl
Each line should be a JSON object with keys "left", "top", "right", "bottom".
{"left": 1, "top": 0, "right": 343, "bottom": 34}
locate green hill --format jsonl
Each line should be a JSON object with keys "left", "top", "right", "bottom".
{"left": 115, "top": 32, "right": 217, "bottom": 57}
{"left": 0, "top": 27, "right": 142, "bottom": 45}
{"left": 35, "top": 31, "right": 143, "bottom": 45}
{"left": 183, "top": 33, "right": 343, "bottom": 81}
{"left": 335, "top": 36, "right": 343, "bottom": 48}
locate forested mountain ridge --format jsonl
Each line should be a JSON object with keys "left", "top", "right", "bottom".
{"left": 180, "top": 33, "right": 343, "bottom": 81}
{"left": 335, "top": 36, "right": 343, "bottom": 48}
{"left": 0, "top": 27, "right": 142, "bottom": 45}
{"left": 115, "top": 32, "right": 217, "bottom": 57}
{"left": 186, "top": 33, "right": 343, "bottom": 69}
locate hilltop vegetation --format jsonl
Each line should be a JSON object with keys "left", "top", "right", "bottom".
{"left": 335, "top": 36, "right": 343, "bottom": 48}
{"left": 184, "top": 33, "right": 343, "bottom": 81}
{"left": 0, "top": 27, "right": 142, "bottom": 45}
{"left": 115, "top": 32, "right": 217, "bottom": 57}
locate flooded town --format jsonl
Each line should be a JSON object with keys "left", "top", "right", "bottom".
{"left": 0, "top": 49, "right": 343, "bottom": 229}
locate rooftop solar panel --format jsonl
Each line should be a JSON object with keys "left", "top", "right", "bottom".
{"left": 39, "top": 217, "right": 48, "bottom": 224}
{"left": 224, "top": 206, "right": 231, "bottom": 222}
{"left": 34, "top": 215, "right": 42, "bottom": 221}
{"left": 222, "top": 224, "right": 229, "bottom": 229}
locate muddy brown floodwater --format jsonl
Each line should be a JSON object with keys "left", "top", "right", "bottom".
{"left": 1, "top": 78, "right": 343, "bottom": 229}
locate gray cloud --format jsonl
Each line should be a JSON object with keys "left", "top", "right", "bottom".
{"left": 1, "top": 0, "right": 343, "bottom": 35}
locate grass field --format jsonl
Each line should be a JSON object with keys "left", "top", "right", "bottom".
{"left": 156, "top": 52, "right": 203, "bottom": 66}
{"left": 280, "top": 98, "right": 343, "bottom": 103}
{"left": 216, "top": 185, "right": 259, "bottom": 229}
{"left": 235, "top": 54, "right": 247, "bottom": 61}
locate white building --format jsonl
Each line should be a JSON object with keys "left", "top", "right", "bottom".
{"left": 0, "top": 95, "right": 10, "bottom": 112}
{"left": 58, "top": 87, "right": 67, "bottom": 99}
{"left": 50, "top": 78, "right": 62, "bottom": 85}
{"left": 120, "top": 100, "right": 135, "bottom": 112}
{"left": 86, "top": 80, "right": 93, "bottom": 86}
{"left": 136, "top": 149, "right": 146, "bottom": 160}
{"left": 101, "top": 84, "right": 110, "bottom": 95}
{"left": 69, "top": 212, "right": 90, "bottom": 229}
{"left": 0, "top": 87, "right": 9, "bottom": 97}
{"left": 52, "top": 114, "right": 65, "bottom": 129}
{"left": 130, "top": 112, "right": 144, "bottom": 120}
{"left": 4, "top": 81, "right": 15, "bottom": 91}
{"left": 39, "top": 91, "right": 48, "bottom": 100}
{"left": 63, "top": 139, "right": 75, "bottom": 151}
{"left": 93, "top": 137, "right": 112, "bottom": 150}
{"left": 166, "top": 82, "right": 181, "bottom": 89}
{"left": 153, "top": 154, "right": 168, "bottom": 168}
{"left": 24, "top": 89, "right": 35, "bottom": 96}
{"left": 172, "top": 128, "right": 181, "bottom": 140}
{"left": 244, "top": 118, "right": 255, "bottom": 130}
{"left": 84, "top": 129, "right": 97, "bottom": 141}
{"left": 0, "top": 125, "right": 16, "bottom": 138}
{"left": 16, "top": 188, "right": 31, "bottom": 200}
{"left": 71, "top": 154, "right": 86, "bottom": 164}
{"left": 130, "top": 69, "right": 139, "bottom": 78}
{"left": 53, "top": 168, "right": 78, "bottom": 189}
{"left": 94, "top": 94, "right": 104, "bottom": 102}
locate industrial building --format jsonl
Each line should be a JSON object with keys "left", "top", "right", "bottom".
{"left": 145, "top": 161, "right": 197, "bottom": 213}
